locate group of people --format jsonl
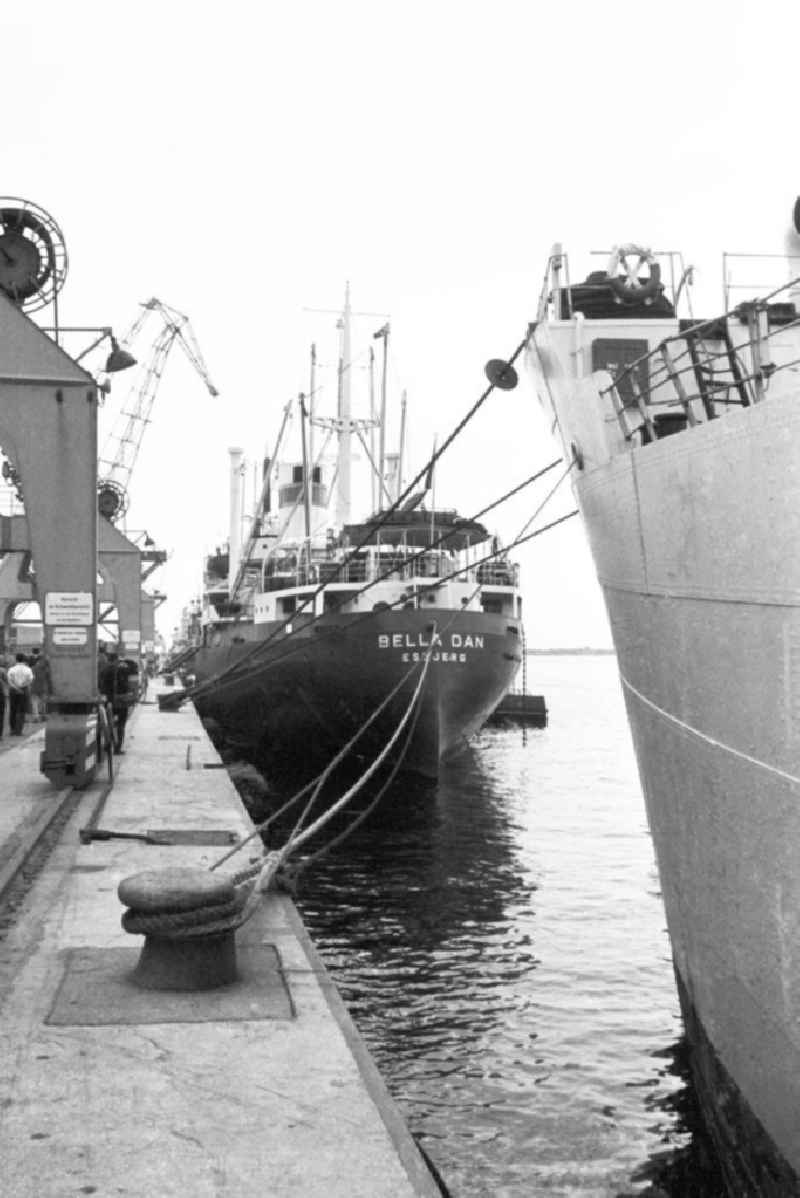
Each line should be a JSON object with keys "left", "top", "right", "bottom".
{"left": 0, "top": 644, "right": 140, "bottom": 748}
{"left": 0, "top": 648, "right": 51, "bottom": 738}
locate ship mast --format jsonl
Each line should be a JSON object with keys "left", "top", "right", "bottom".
{"left": 227, "top": 446, "right": 245, "bottom": 597}
{"left": 308, "top": 341, "right": 316, "bottom": 471}
{"left": 373, "top": 321, "right": 390, "bottom": 510}
{"left": 397, "top": 389, "right": 407, "bottom": 502}
{"left": 368, "top": 345, "right": 376, "bottom": 513}
{"left": 299, "top": 392, "right": 312, "bottom": 552}
{"left": 336, "top": 284, "right": 352, "bottom": 526}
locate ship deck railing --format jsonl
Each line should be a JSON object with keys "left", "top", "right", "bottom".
{"left": 261, "top": 554, "right": 520, "bottom": 591}
{"left": 537, "top": 244, "right": 696, "bottom": 324}
{"left": 593, "top": 272, "right": 800, "bottom": 445}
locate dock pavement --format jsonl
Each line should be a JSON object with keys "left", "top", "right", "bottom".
{"left": 0, "top": 694, "right": 442, "bottom": 1197}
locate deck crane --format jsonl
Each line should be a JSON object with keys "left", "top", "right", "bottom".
{"left": 97, "top": 297, "right": 218, "bottom": 523}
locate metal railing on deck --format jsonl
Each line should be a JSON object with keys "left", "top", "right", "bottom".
{"left": 723, "top": 252, "right": 800, "bottom": 310}
{"left": 476, "top": 561, "right": 519, "bottom": 587}
{"left": 537, "top": 245, "right": 695, "bottom": 323}
{"left": 599, "top": 274, "right": 800, "bottom": 443}
{"left": 261, "top": 550, "right": 520, "bottom": 594}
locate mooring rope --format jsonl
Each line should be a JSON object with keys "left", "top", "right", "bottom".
{"left": 128, "top": 505, "right": 584, "bottom": 938}
{"left": 230, "top": 506, "right": 584, "bottom": 901}
{"left": 184, "top": 334, "right": 531, "bottom": 703}
{"left": 292, "top": 680, "right": 424, "bottom": 877}
{"left": 190, "top": 456, "right": 568, "bottom": 701}
{"left": 123, "top": 648, "right": 428, "bottom": 941}
{"left": 208, "top": 656, "right": 423, "bottom": 873}
{"left": 121, "top": 890, "right": 249, "bottom": 938}
{"left": 231, "top": 642, "right": 435, "bottom": 927}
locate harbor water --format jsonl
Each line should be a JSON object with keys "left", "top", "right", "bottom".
{"left": 288, "top": 654, "right": 727, "bottom": 1197}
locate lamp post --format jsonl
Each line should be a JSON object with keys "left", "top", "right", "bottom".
{"left": 40, "top": 326, "right": 137, "bottom": 374}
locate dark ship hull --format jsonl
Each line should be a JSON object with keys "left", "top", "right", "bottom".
{"left": 192, "top": 607, "right": 521, "bottom": 781}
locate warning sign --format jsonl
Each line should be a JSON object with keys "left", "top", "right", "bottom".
{"left": 45, "top": 592, "right": 93, "bottom": 627}
{"left": 52, "top": 628, "right": 88, "bottom": 646}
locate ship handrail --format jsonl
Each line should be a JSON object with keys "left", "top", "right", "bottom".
{"left": 256, "top": 562, "right": 520, "bottom": 604}
{"left": 540, "top": 245, "right": 695, "bottom": 323}
{"left": 602, "top": 294, "right": 800, "bottom": 386}
{"left": 595, "top": 273, "right": 800, "bottom": 442}
{"left": 538, "top": 244, "right": 572, "bottom": 322}
{"left": 722, "top": 250, "right": 800, "bottom": 309}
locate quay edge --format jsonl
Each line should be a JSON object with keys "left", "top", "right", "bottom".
{"left": 0, "top": 694, "right": 443, "bottom": 1197}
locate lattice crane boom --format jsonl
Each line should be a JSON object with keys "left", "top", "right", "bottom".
{"left": 98, "top": 297, "right": 218, "bottom": 522}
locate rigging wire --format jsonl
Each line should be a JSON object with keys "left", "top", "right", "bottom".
{"left": 208, "top": 657, "right": 422, "bottom": 871}
{"left": 291, "top": 693, "right": 423, "bottom": 878}
{"left": 286, "top": 626, "right": 434, "bottom": 846}
{"left": 216, "top": 648, "right": 435, "bottom": 908}
{"left": 509, "top": 458, "right": 576, "bottom": 544}
{"left": 207, "top": 504, "right": 580, "bottom": 883}
{"left": 208, "top": 506, "right": 581, "bottom": 880}
{"left": 188, "top": 452, "right": 561, "bottom": 701}
{"left": 183, "top": 332, "right": 532, "bottom": 700}
{"left": 194, "top": 481, "right": 579, "bottom": 702}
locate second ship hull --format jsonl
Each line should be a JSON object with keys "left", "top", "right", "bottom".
{"left": 576, "top": 391, "right": 800, "bottom": 1190}
{"left": 192, "top": 607, "right": 521, "bottom": 781}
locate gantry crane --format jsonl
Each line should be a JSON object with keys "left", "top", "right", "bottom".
{"left": 97, "top": 297, "right": 218, "bottom": 523}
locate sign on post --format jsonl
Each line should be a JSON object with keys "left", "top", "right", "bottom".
{"left": 44, "top": 592, "right": 94, "bottom": 627}
{"left": 52, "top": 628, "right": 88, "bottom": 646}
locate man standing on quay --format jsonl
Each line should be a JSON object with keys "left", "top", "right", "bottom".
{"left": 8, "top": 653, "right": 33, "bottom": 736}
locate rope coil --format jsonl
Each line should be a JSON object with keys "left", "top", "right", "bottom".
{"left": 121, "top": 889, "right": 249, "bottom": 938}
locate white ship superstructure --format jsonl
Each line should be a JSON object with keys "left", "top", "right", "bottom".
{"left": 192, "top": 290, "right": 523, "bottom": 782}
{"left": 529, "top": 231, "right": 800, "bottom": 1190}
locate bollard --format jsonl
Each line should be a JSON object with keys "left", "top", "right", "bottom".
{"left": 118, "top": 867, "right": 242, "bottom": 991}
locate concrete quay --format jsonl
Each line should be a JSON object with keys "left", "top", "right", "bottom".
{"left": 0, "top": 695, "right": 442, "bottom": 1197}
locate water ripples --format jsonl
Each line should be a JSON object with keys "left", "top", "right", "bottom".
{"left": 283, "top": 656, "right": 725, "bottom": 1196}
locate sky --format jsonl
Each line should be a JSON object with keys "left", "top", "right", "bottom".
{"left": 3, "top": 0, "right": 800, "bottom": 648}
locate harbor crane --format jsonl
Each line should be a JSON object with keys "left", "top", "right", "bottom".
{"left": 97, "top": 297, "right": 218, "bottom": 523}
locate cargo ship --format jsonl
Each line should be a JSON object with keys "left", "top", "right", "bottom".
{"left": 189, "top": 291, "right": 523, "bottom": 781}
{"left": 527, "top": 219, "right": 800, "bottom": 1191}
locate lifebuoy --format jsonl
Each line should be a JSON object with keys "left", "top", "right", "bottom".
{"left": 606, "top": 243, "right": 662, "bottom": 305}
